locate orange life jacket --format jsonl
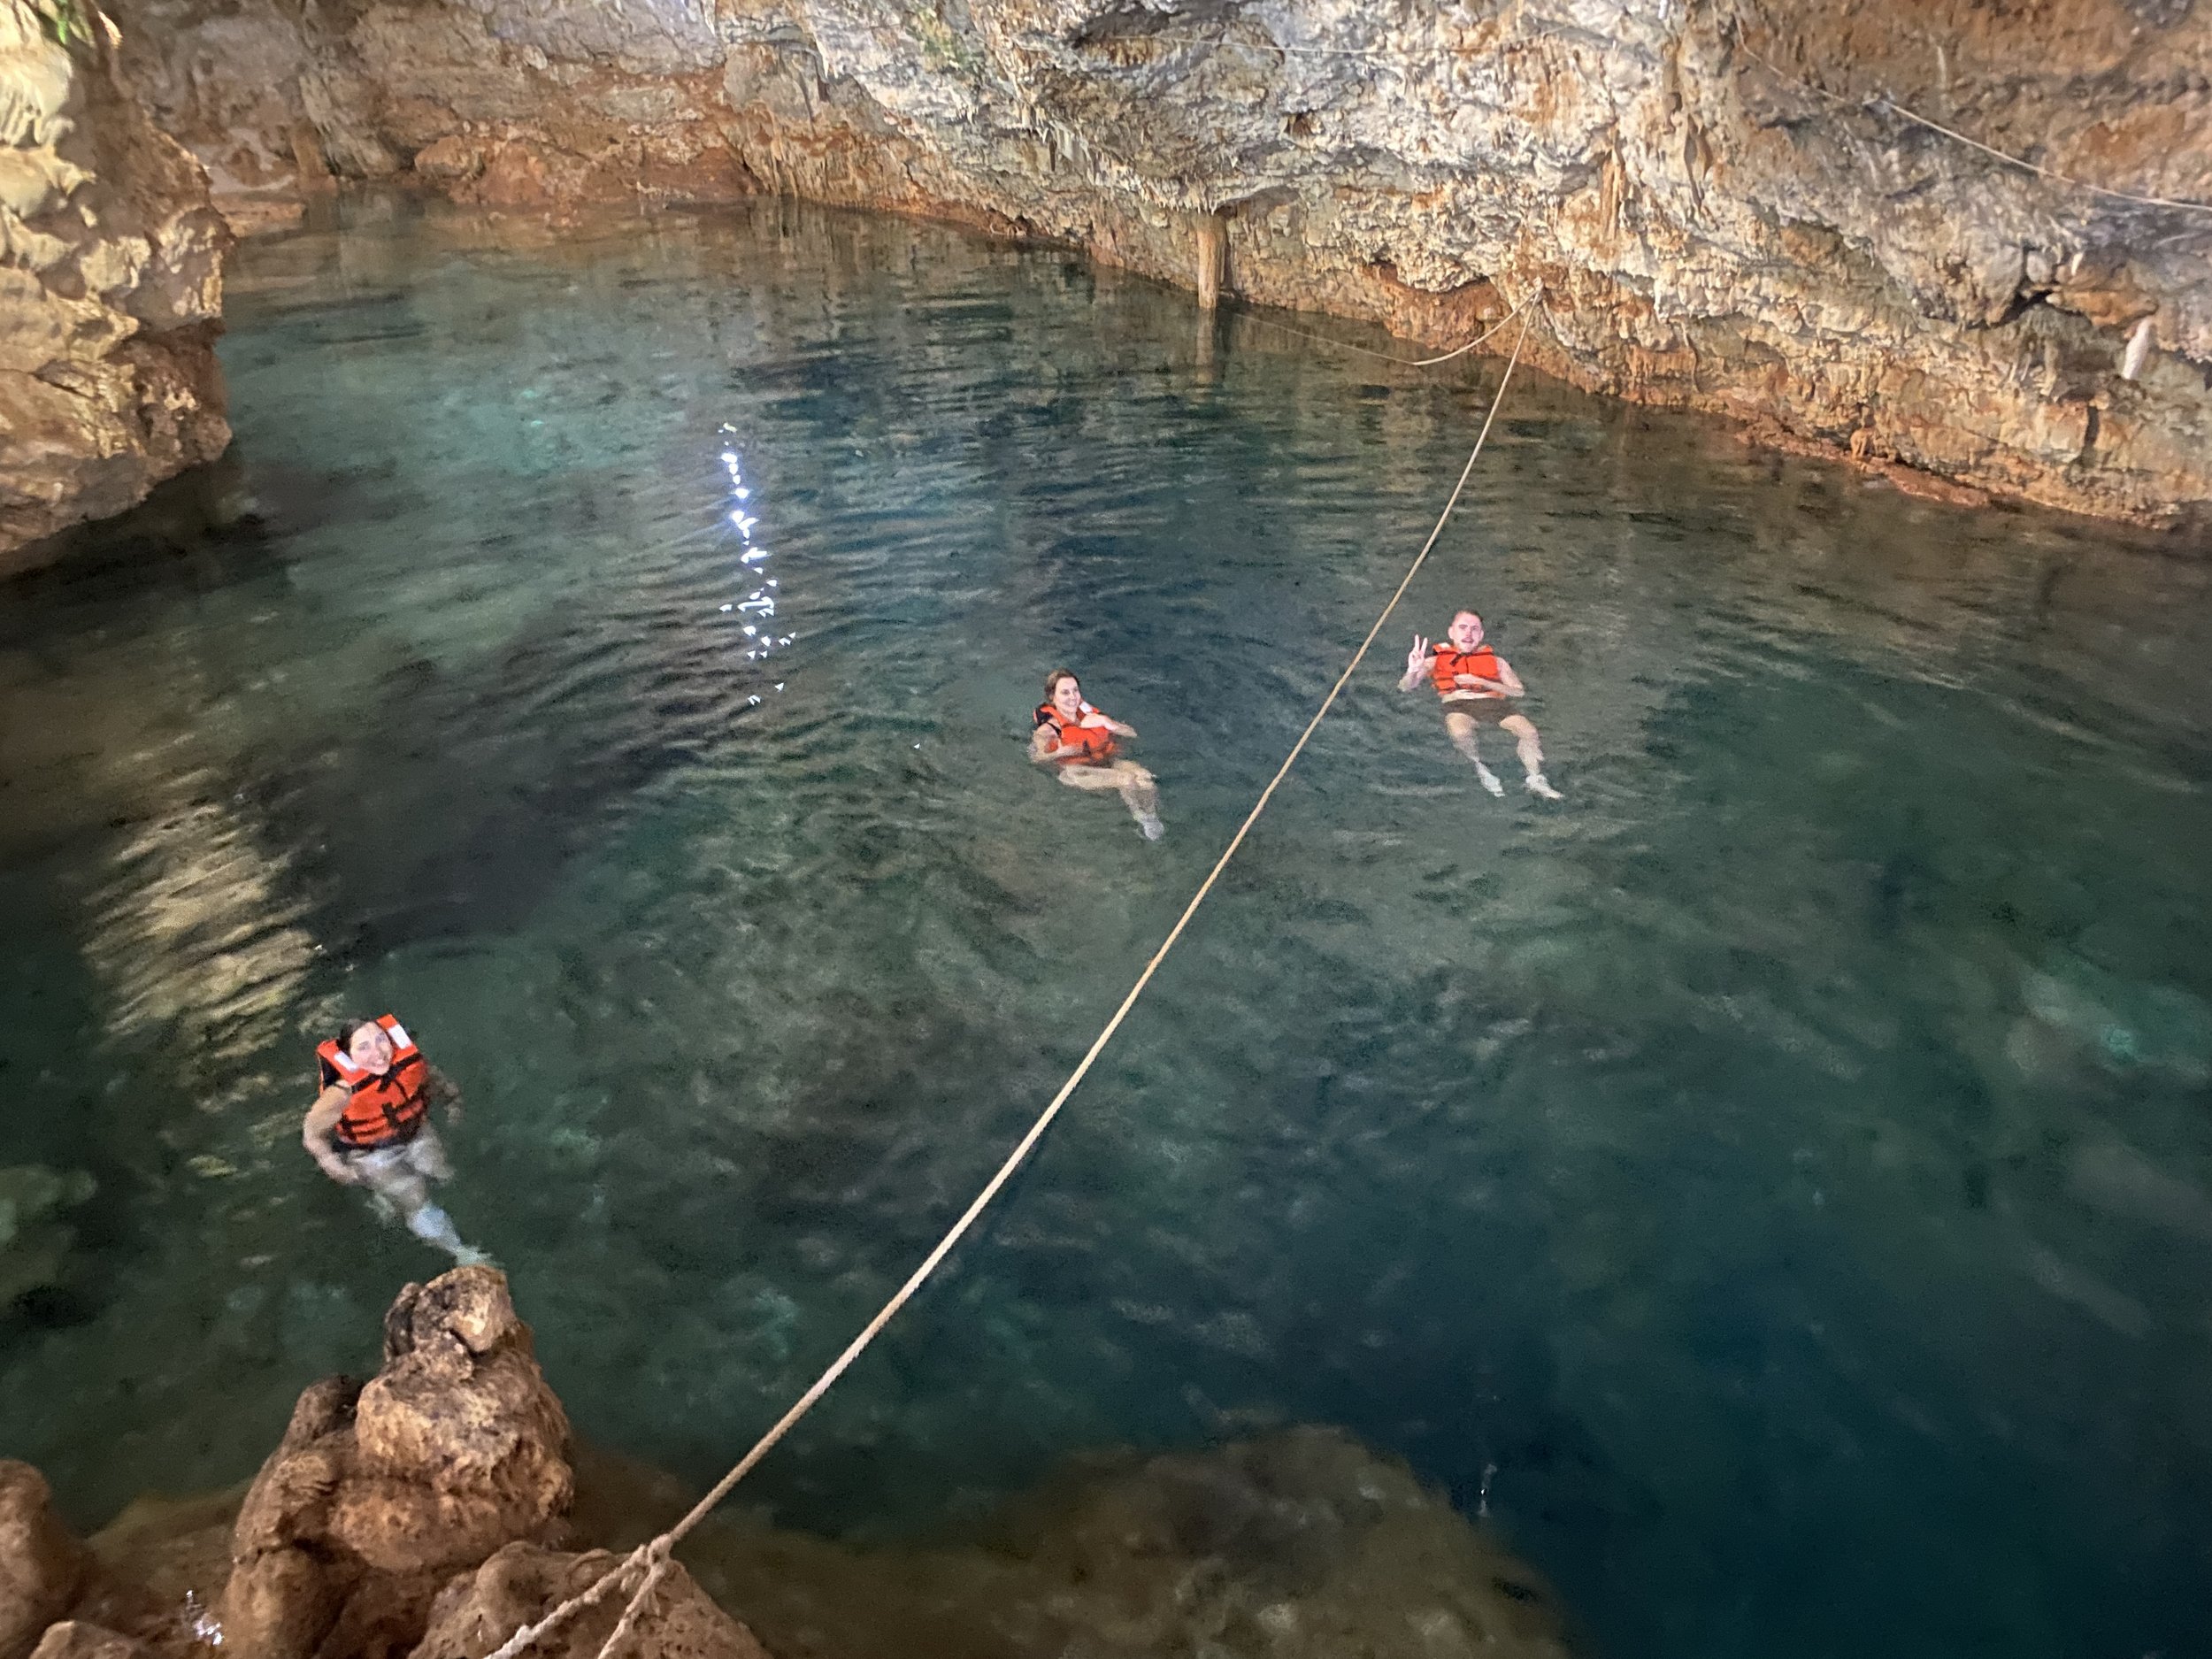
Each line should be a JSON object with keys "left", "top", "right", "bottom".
{"left": 1432, "top": 643, "right": 1507, "bottom": 699}
{"left": 318, "top": 1014, "right": 430, "bottom": 1150}
{"left": 1034, "top": 702, "right": 1118, "bottom": 764}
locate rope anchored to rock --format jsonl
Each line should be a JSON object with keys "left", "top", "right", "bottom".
{"left": 486, "top": 299, "right": 1538, "bottom": 1659}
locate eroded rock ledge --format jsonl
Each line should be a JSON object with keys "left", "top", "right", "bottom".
{"left": 0, "top": 0, "right": 228, "bottom": 568}
{"left": 0, "top": 1266, "right": 1575, "bottom": 1659}
{"left": 104, "top": 0, "right": 2212, "bottom": 526}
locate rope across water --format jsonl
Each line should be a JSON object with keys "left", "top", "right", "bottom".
{"left": 1233, "top": 303, "right": 1528, "bottom": 369}
{"left": 487, "top": 302, "right": 1538, "bottom": 1659}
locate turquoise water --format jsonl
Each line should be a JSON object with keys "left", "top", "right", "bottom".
{"left": 4, "top": 195, "right": 2211, "bottom": 1659}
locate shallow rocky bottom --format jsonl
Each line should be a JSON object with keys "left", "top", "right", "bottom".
{"left": 0, "top": 1268, "right": 1571, "bottom": 1659}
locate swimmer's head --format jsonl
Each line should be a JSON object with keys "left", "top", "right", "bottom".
{"left": 1448, "top": 611, "right": 1486, "bottom": 650}
{"left": 337, "top": 1018, "right": 395, "bottom": 1076}
{"left": 1044, "top": 668, "right": 1084, "bottom": 719}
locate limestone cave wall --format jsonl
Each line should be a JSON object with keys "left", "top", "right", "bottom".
{"left": 83, "top": 0, "right": 2212, "bottom": 526}
{"left": 0, "top": 0, "right": 229, "bottom": 569}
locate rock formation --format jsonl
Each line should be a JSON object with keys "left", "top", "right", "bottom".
{"left": 0, "top": 1263, "right": 1578, "bottom": 1658}
{"left": 672, "top": 1425, "right": 1576, "bottom": 1659}
{"left": 0, "top": 1270, "right": 653, "bottom": 1657}
{"left": 25, "top": 1623, "right": 152, "bottom": 1659}
{"left": 0, "top": 0, "right": 228, "bottom": 570}
{"left": 0, "top": 1265, "right": 779, "bottom": 1658}
{"left": 216, "top": 1266, "right": 574, "bottom": 1659}
{"left": 414, "top": 1544, "right": 769, "bottom": 1659}
{"left": 98, "top": 0, "right": 2212, "bottom": 524}
{"left": 0, "top": 1166, "right": 96, "bottom": 1310}
{"left": 0, "top": 1463, "right": 90, "bottom": 1659}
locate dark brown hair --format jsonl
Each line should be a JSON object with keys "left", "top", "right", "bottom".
{"left": 1043, "top": 667, "right": 1079, "bottom": 699}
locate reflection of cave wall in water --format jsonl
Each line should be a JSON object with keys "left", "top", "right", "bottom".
{"left": 0, "top": 0, "right": 230, "bottom": 568}
{"left": 78, "top": 790, "right": 318, "bottom": 1068}
{"left": 104, "top": 0, "right": 2212, "bottom": 526}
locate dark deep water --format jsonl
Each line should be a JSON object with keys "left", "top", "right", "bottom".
{"left": 3, "top": 194, "right": 2210, "bottom": 1659}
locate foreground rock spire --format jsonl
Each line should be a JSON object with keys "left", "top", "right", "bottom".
{"left": 0, "top": 1267, "right": 767, "bottom": 1659}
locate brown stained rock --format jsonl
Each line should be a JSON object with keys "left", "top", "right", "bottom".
{"left": 410, "top": 134, "right": 482, "bottom": 183}
{"left": 216, "top": 1546, "right": 343, "bottom": 1659}
{"left": 213, "top": 1268, "right": 572, "bottom": 1659}
{"left": 25, "top": 1624, "right": 151, "bottom": 1659}
{"left": 0, "top": 1463, "right": 89, "bottom": 1659}
{"left": 0, "top": 0, "right": 230, "bottom": 570}
{"left": 413, "top": 1545, "right": 771, "bottom": 1659}
{"left": 339, "top": 1270, "right": 572, "bottom": 1572}
{"left": 99, "top": 0, "right": 2212, "bottom": 523}
{"left": 231, "top": 1441, "right": 349, "bottom": 1559}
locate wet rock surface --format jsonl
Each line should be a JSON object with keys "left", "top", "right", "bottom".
{"left": 0, "top": 0, "right": 228, "bottom": 569}
{"left": 100, "top": 0, "right": 2212, "bottom": 523}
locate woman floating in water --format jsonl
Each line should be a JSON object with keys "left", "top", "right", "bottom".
{"left": 1401, "top": 610, "right": 1562, "bottom": 800}
{"left": 1032, "top": 667, "right": 1166, "bottom": 840}
{"left": 301, "top": 1015, "right": 489, "bottom": 1264}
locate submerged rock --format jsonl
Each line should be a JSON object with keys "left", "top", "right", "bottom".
{"left": 0, "top": 1167, "right": 96, "bottom": 1308}
{"left": 2021, "top": 950, "right": 2212, "bottom": 1085}
{"left": 0, "top": 0, "right": 228, "bottom": 570}
{"left": 679, "top": 1426, "right": 1575, "bottom": 1659}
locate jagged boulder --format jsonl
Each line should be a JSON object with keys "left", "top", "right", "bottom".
{"left": 0, "top": 1463, "right": 89, "bottom": 1659}
{"left": 414, "top": 1545, "right": 771, "bottom": 1659}
{"left": 215, "top": 1268, "right": 573, "bottom": 1659}
{"left": 0, "top": 0, "right": 228, "bottom": 570}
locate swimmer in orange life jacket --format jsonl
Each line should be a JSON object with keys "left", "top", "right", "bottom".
{"left": 301, "top": 1015, "right": 489, "bottom": 1265}
{"left": 1031, "top": 667, "right": 1166, "bottom": 840}
{"left": 1400, "top": 610, "right": 1562, "bottom": 800}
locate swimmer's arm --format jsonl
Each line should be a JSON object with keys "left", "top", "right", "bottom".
{"left": 303, "top": 1086, "right": 357, "bottom": 1184}
{"left": 1399, "top": 634, "right": 1433, "bottom": 693}
{"left": 1094, "top": 716, "right": 1137, "bottom": 737}
{"left": 1031, "top": 726, "right": 1071, "bottom": 763}
{"left": 424, "top": 1064, "right": 463, "bottom": 1123}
